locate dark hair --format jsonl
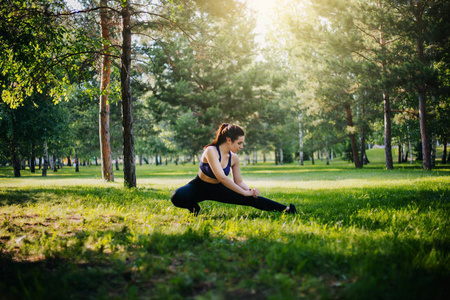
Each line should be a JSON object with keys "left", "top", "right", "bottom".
{"left": 205, "top": 123, "right": 245, "bottom": 149}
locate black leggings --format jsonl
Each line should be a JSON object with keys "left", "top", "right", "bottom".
{"left": 170, "top": 176, "right": 287, "bottom": 214}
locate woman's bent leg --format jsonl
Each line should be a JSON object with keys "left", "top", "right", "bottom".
{"left": 208, "top": 184, "right": 287, "bottom": 212}
{"left": 170, "top": 177, "right": 203, "bottom": 215}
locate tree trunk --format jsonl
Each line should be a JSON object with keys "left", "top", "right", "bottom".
{"left": 139, "top": 153, "right": 143, "bottom": 166}
{"left": 345, "top": 104, "right": 361, "bottom": 168}
{"left": 39, "top": 156, "right": 42, "bottom": 169}
{"left": 121, "top": 1, "right": 136, "bottom": 187}
{"left": 331, "top": 148, "right": 334, "bottom": 162}
{"left": 42, "top": 141, "right": 48, "bottom": 177}
{"left": 252, "top": 150, "right": 257, "bottom": 165}
{"left": 360, "top": 120, "right": 366, "bottom": 165}
{"left": 9, "top": 135, "right": 21, "bottom": 177}
{"left": 67, "top": 155, "right": 71, "bottom": 166}
{"left": 30, "top": 143, "right": 35, "bottom": 173}
{"left": 53, "top": 154, "right": 57, "bottom": 172}
{"left": 442, "top": 136, "right": 447, "bottom": 164}
{"left": 415, "top": 6, "right": 431, "bottom": 170}
{"left": 280, "top": 148, "right": 284, "bottom": 165}
{"left": 431, "top": 134, "right": 436, "bottom": 167}
{"left": 325, "top": 148, "right": 329, "bottom": 165}
{"left": 311, "top": 152, "right": 315, "bottom": 165}
{"left": 383, "top": 90, "right": 393, "bottom": 169}
{"left": 116, "top": 157, "right": 120, "bottom": 170}
{"left": 398, "top": 144, "right": 402, "bottom": 164}
{"left": 263, "top": 152, "right": 266, "bottom": 162}
{"left": 404, "top": 144, "right": 409, "bottom": 163}
{"left": 99, "top": 0, "right": 114, "bottom": 182}
{"left": 244, "top": 153, "right": 248, "bottom": 167}
{"left": 299, "top": 113, "right": 304, "bottom": 165}
{"left": 75, "top": 148, "right": 79, "bottom": 172}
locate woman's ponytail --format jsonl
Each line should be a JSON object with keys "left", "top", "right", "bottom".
{"left": 204, "top": 123, "right": 244, "bottom": 149}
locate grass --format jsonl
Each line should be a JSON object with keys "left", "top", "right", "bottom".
{"left": 0, "top": 149, "right": 449, "bottom": 299}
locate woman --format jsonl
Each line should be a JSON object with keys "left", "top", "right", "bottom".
{"left": 171, "top": 123, "right": 297, "bottom": 216}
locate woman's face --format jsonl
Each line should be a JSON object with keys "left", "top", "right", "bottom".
{"left": 228, "top": 136, "right": 245, "bottom": 153}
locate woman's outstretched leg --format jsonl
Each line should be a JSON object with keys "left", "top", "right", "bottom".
{"left": 209, "top": 183, "right": 288, "bottom": 212}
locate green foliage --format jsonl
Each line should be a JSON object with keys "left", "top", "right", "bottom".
{"left": 0, "top": 150, "right": 449, "bottom": 298}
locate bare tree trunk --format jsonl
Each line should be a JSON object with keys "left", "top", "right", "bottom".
{"left": 280, "top": 148, "right": 284, "bottom": 165}
{"left": 53, "top": 154, "right": 57, "bottom": 172}
{"left": 325, "top": 148, "right": 329, "bottom": 165}
{"left": 431, "top": 134, "right": 437, "bottom": 167}
{"left": 398, "top": 144, "right": 402, "bottom": 164}
{"left": 9, "top": 135, "right": 21, "bottom": 177}
{"left": 331, "top": 148, "right": 334, "bottom": 162}
{"left": 345, "top": 104, "right": 361, "bottom": 168}
{"left": 360, "top": 130, "right": 367, "bottom": 165}
{"left": 116, "top": 157, "right": 120, "bottom": 170}
{"left": 42, "top": 141, "right": 48, "bottom": 177}
{"left": 299, "top": 113, "right": 304, "bottom": 165}
{"left": 442, "top": 136, "right": 448, "bottom": 164}
{"left": 244, "top": 153, "right": 248, "bottom": 167}
{"left": 139, "top": 153, "right": 143, "bottom": 166}
{"left": 121, "top": 1, "right": 136, "bottom": 187}
{"left": 414, "top": 6, "right": 431, "bottom": 170}
{"left": 75, "top": 148, "right": 79, "bottom": 172}
{"left": 99, "top": 0, "right": 114, "bottom": 182}
{"left": 311, "top": 152, "right": 315, "bottom": 165}
{"left": 383, "top": 90, "right": 393, "bottom": 169}
{"left": 67, "top": 155, "right": 71, "bottom": 167}
{"left": 252, "top": 150, "right": 257, "bottom": 165}
{"left": 30, "top": 143, "right": 35, "bottom": 173}
{"left": 39, "top": 156, "right": 42, "bottom": 169}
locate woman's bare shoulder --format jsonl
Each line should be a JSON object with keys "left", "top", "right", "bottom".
{"left": 231, "top": 152, "right": 240, "bottom": 164}
{"left": 203, "top": 146, "right": 218, "bottom": 158}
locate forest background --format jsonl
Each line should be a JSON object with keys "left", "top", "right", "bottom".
{"left": 1, "top": 1, "right": 450, "bottom": 299}
{"left": 1, "top": 0, "right": 449, "bottom": 183}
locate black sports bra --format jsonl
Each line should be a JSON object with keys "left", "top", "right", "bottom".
{"left": 199, "top": 146, "right": 231, "bottom": 179}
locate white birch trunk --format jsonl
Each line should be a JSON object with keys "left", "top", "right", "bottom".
{"left": 299, "top": 113, "right": 304, "bottom": 166}
{"left": 280, "top": 148, "right": 284, "bottom": 165}
{"left": 331, "top": 148, "right": 334, "bottom": 162}
{"left": 431, "top": 134, "right": 437, "bottom": 167}
{"left": 325, "top": 148, "right": 330, "bottom": 165}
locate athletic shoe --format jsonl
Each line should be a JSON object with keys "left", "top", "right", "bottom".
{"left": 190, "top": 204, "right": 201, "bottom": 216}
{"left": 288, "top": 204, "right": 297, "bottom": 214}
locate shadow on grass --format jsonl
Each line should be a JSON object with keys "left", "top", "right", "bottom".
{"left": 0, "top": 186, "right": 166, "bottom": 208}
{"left": 1, "top": 224, "right": 449, "bottom": 300}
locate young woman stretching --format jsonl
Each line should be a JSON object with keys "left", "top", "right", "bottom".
{"left": 170, "top": 123, "right": 297, "bottom": 216}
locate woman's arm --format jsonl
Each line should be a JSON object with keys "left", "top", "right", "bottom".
{"left": 204, "top": 147, "right": 253, "bottom": 197}
{"left": 231, "top": 153, "right": 260, "bottom": 198}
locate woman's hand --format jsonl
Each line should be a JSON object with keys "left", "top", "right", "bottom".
{"left": 251, "top": 188, "right": 260, "bottom": 198}
{"left": 244, "top": 188, "right": 259, "bottom": 198}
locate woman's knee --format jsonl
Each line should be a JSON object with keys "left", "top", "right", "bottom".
{"left": 170, "top": 189, "right": 183, "bottom": 207}
{"left": 170, "top": 185, "right": 194, "bottom": 209}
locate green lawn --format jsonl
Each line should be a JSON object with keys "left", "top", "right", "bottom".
{"left": 1, "top": 149, "right": 449, "bottom": 299}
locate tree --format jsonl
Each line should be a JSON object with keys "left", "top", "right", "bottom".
{"left": 99, "top": 0, "right": 115, "bottom": 181}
